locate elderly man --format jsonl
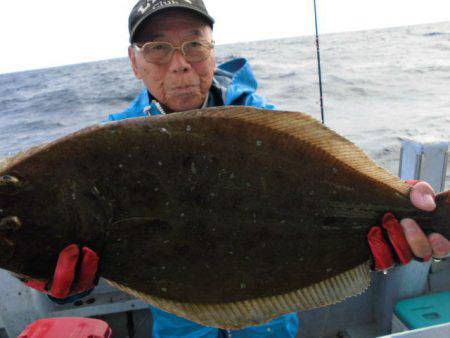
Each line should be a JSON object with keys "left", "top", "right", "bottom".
{"left": 25, "top": 0, "right": 449, "bottom": 337}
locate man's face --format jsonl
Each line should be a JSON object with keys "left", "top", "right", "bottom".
{"left": 129, "top": 9, "right": 216, "bottom": 113}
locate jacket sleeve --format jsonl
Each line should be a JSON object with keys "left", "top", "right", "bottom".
{"left": 241, "top": 93, "right": 276, "bottom": 110}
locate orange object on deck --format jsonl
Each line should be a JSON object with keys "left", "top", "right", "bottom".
{"left": 18, "top": 317, "right": 112, "bottom": 338}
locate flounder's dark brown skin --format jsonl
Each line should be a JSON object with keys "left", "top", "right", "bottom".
{"left": 0, "top": 107, "right": 449, "bottom": 305}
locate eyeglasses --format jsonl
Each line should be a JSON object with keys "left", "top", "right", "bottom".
{"left": 134, "top": 40, "right": 215, "bottom": 64}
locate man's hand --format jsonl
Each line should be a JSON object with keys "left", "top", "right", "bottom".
{"left": 368, "top": 181, "right": 450, "bottom": 271}
{"left": 25, "top": 244, "right": 99, "bottom": 299}
{"left": 401, "top": 181, "right": 450, "bottom": 259}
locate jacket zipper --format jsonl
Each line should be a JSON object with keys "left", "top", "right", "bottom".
{"left": 153, "top": 100, "right": 166, "bottom": 115}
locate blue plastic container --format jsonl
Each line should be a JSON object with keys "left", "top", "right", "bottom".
{"left": 394, "top": 291, "right": 450, "bottom": 329}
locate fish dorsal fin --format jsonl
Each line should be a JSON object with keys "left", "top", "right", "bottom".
{"left": 107, "top": 262, "right": 370, "bottom": 329}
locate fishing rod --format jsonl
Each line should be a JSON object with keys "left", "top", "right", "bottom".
{"left": 313, "top": 0, "right": 325, "bottom": 124}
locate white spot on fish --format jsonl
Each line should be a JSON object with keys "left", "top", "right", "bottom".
{"left": 180, "top": 213, "right": 185, "bottom": 218}
{"left": 352, "top": 225, "right": 364, "bottom": 230}
{"left": 280, "top": 220, "right": 286, "bottom": 224}
{"left": 321, "top": 226, "right": 340, "bottom": 231}
{"left": 161, "top": 288, "right": 167, "bottom": 292}
{"left": 160, "top": 128, "right": 170, "bottom": 136}
{"left": 161, "top": 266, "right": 166, "bottom": 270}
{"left": 210, "top": 193, "right": 216, "bottom": 197}
{"left": 91, "top": 186, "right": 100, "bottom": 196}
{"left": 72, "top": 192, "right": 76, "bottom": 200}
{"left": 240, "top": 283, "right": 246, "bottom": 289}
{"left": 256, "top": 140, "right": 263, "bottom": 147}
{"left": 154, "top": 187, "right": 159, "bottom": 192}
{"left": 191, "top": 162, "right": 197, "bottom": 174}
{"left": 186, "top": 125, "right": 192, "bottom": 132}
{"left": 229, "top": 251, "right": 234, "bottom": 255}
{"left": 158, "top": 161, "right": 163, "bottom": 166}
{"left": 326, "top": 268, "right": 333, "bottom": 273}
{"left": 118, "top": 164, "right": 124, "bottom": 169}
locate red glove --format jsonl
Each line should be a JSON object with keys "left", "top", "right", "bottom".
{"left": 25, "top": 244, "right": 99, "bottom": 299}
{"left": 367, "top": 180, "right": 429, "bottom": 272}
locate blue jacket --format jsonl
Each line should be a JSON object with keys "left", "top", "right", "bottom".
{"left": 109, "top": 58, "right": 298, "bottom": 338}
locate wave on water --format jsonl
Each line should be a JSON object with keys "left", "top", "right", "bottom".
{"left": 423, "top": 32, "right": 450, "bottom": 37}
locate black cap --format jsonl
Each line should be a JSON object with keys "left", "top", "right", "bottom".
{"left": 129, "top": 0, "right": 215, "bottom": 43}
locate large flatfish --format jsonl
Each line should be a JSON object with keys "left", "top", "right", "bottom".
{"left": 0, "top": 107, "right": 449, "bottom": 328}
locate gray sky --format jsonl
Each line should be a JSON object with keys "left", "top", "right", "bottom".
{"left": 1, "top": 0, "right": 449, "bottom": 74}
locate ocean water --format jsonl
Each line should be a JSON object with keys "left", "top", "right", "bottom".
{"left": 1, "top": 21, "right": 449, "bottom": 188}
